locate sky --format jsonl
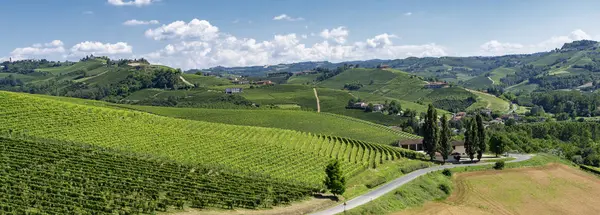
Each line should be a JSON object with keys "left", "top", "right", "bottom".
{"left": 1, "top": 0, "right": 600, "bottom": 70}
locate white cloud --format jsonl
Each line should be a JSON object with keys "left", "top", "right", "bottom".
{"left": 320, "top": 26, "right": 349, "bottom": 44}
{"left": 273, "top": 14, "right": 304, "bottom": 21}
{"left": 9, "top": 40, "right": 66, "bottom": 60}
{"left": 142, "top": 20, "right": 446, "bottom": 70}
{"left": 107, "top": 0, "right": 155, "bottom": 7}
{"left": 479, "top": 40, "right": 524, "bottom": 55}
{"left": 123, "top": 19, "right": 160, "bottom": 26}
{"left": 479, "top": 29, "right": 594, "bottom": 56}
{"left": 70, "top": 41, "right": 133, "bottom": 57}
{"left": 301, "top": 34, "right": 308, "bottom": 39}
{"left": 145, "top": 19, "right": 219, "bottom": 41}
{"left": 404, "top": 12, "right": 412, "bottom": 16}
{"left": 82, "top": 11, "right": 94, "bottom": 15}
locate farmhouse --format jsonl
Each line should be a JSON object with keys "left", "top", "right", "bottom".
{"left": 352, "top": 102, "right": 368, "bottom": 108}
{"left": 373, "top": 104, "right": 384, "bottom": 112}
{"left": 255, "top": 80, "right": 273, "bottom": 85}
{"left": 225, "top": 88, "right": 243, "bottom": 94}
{"left": 232, "top": 80, "right": 250, "bottom": 84}
{"left": 398, "top": 139, "right": 466, "bottom": 158}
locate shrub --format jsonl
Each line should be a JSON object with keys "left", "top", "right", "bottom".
{"left": 400, "top": 162, "right": 430, "bottom": 174}
{"left": 442, "top": 169, "right": 452, "bottom": 177}
{"left": 438, "top": 183, "right": 451, "bottom": 195}
{"left": 494, "top": 161, "right": 505, "bottom": 170}
{"left": 366, "top": 176, "right": 387, "bottom": 188}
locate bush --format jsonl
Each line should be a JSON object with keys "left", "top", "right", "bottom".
{"left": 494, "top": 161, "right": 505, "bottom": 170}
{"left": 400, "top": 162, "right": 430, "bottom": 174}
{"left": 366, "top": 176, "right": 387, "bottom": 188}
{"left": 442, "top": 169, "right": 452, "bottom": 177}
{"left": 438, "top": 183, "right": 451, "bottom": 195}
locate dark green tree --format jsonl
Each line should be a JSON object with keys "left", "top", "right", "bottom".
{"left": 464, "top": 119, "right": 477, "bottom": 161}
{"left": 489, "top": 133, "right": 508, "bottom": 157}
{"left": 324, "top": 160, "right": 346, "bottom": 197}
{"left": 422, "top": 104, "right": 439, "bottom": 160}
{"left": 439, "top": 114, "right": 452, "bottom": 164}
{"left": 476, "top": 114, "right": 486, "bottom": 161}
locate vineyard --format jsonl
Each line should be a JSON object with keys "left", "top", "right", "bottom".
{"left": 125, "top": 105, "right": 419, "bottom": 145}
{"left": 0, "top": 91, "right": 423, "bottom": 187}
{"left": 0, "top": 137, "right": 314, "bottom": 214}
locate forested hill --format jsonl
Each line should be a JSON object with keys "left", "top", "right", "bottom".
{"left": 0, "top": 56, "right": 187, "bottom": 102}
{"left": 199, "top": 40, "right": 600, "bottom": 93}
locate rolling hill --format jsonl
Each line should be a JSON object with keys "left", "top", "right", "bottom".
{"left": 0, "top": 90, "right": 423, "bottom": 187}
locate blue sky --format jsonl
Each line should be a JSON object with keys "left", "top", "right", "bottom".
{"left": 2, "top": 0, "right": 600, "bottom": 69}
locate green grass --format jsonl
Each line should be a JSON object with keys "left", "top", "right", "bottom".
{"left": 122, "top": 106, "right": 419, "bottom": 145}
{"left": 36, "top": 59, "right": 106, "bottom": 75}
{"left": 343, "top": 160, "right": 432, "bottom": 199}
{"left": 346, "top": 154, "right": 570, "bottom": 215}
{"left": 287, "top": 73, "right": 320, "bottom": 85}
{"left": 344, "top": 172, "right": 452, "bottom": 215}
{"left": 181, "top": 74, "right": 231, "bottom": 87}
{"left": 489, "top": 67, "right": 516, "bottom": 84}
{"left": 461, "top": 75, "right": 494, "bottom": 89}
{"left": 466, "top": 89, "right": 511, "bottom": 113}
{"left": 0, "top": 90, "right": 423, "bottom": 186}
{"left": 506, "top": 80, "right": 539, "bottom": 93}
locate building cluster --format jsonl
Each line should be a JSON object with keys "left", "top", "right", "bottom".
{"left": 349, "top": 102, "right": 385, "bottom": 112}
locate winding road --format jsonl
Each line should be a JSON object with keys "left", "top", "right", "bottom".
{"left": 310, "top": 154, "right": 533, "bottom": 215}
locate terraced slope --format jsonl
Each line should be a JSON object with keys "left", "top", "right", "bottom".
{"left": 0, "top": 137, "right": 314, "bottom": 213}
{"left": 125, "top": 106, "right": 420, "bottom": 144}
{"left": 0, "top": 91, "right": 423, "bottom": 186}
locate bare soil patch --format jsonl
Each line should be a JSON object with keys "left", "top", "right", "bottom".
{"left": 395, "top": 164, "right": 600, "bottom": 215}
{"left": 165, "top": 197, "right": 338, "bottom": 215}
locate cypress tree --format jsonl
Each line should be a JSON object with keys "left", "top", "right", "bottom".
{"left": 465, "top": 118, "right": 477, "bottom": 161}
{"left": 476, "top": 114, "right": 486, "bottom": 161}
{"left": 439, "top": 114, "right": 452, "bottom": 164}
{"left": 422, "top": 104, "right": 439, "bottom": 160}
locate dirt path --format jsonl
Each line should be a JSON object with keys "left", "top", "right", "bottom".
{"left": 180, "top": 75, "right": 194, "bottom": 87}
{"left": 488, "top": 76, "right": 495, "bottom": 85}
{"left": 313, "top": 88, "right": 321, "bottom": 113}
{"left": 394, "top": 164, "right": 600, "bottom": 215}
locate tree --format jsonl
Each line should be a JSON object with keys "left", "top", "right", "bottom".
{"left": 489, "top": 133, "right": 508, "bottom": 157}
{"left": 365, "top": 103, "right": 374, "bottom": 112}
{"left": 464, "top": 119, "right": 477, "bottom": 161}
{"left": 439, "top": 114, "right": 452, "bottom": 164}
{"left": 476, "top": 114, "right": 486, "bottom": 161}
{"left": 324, "top": 160, "right": 346, "bottom": 197}
{"left": 422, "top": 104, "right": 439, "bottom": 160}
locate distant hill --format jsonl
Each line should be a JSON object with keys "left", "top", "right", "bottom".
{"left": 197, "top": 40, "right": 600, "bottom": 93}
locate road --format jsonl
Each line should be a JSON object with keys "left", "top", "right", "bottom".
{"left": 313, "top": 88, "right": 321, "bottom": 113}
{"left": 310, "top": 154, "right": 532, "bottom": 215}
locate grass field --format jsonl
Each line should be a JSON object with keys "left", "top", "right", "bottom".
{"left": 489, "top": 67, "right": 516, "bottom": 84}
{"left": 462, "top": 76, "right": 494, "bottom": 89}
{"left": 181, "top": 73, "right": 231, "bottom": 87}
{"left": 0, "top": 91, "right": 423, "bottom": 186}
{"left": 396, "top": 164, "right": 600, "bottom": 215}
{"left": 122, "top": 106, "right": 419, "bottom": 145}
{"left": 287, "top": 73, "right": 320, "bottom": 85}
{"left": 466, "top": 89, "right": 511, "bottom": 113}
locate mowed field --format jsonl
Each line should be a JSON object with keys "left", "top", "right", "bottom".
{"left": 396, "top": 164, "right": 600, "bottom": 215}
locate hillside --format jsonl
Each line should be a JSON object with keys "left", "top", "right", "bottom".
{"left": 0, "top": 91, "right": 423, "bottom": 187}
{"left": 0, "top": 137, "right": 314, "bottom": 213}
{"left": 316, "top": 68, "right": 481, "bottom": 112}
{"left": 122, "top": 106, "right": 419, "bottom": 145}
{"left": 0, "top": 57, "right": 187, "bottom": 101}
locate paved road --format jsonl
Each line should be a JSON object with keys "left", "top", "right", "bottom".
{"left": 310, "top": 154, "right": 532, "bottom": 215}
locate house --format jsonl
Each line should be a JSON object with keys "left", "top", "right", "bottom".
{"left": 424, "top": 82, "right": 449, "bottom": 89}
{"left": 232, "top": 80, "right": 250, "bottom": 84}
{"left": 225, "top": 88, "right": 243, "bottom": 94}
{"left": 255, "top": 80, "right": 273, "bottom": 85}
{"left": 480, "top": 108, "right": 492, "bottom": 116}
{"left": 352, "top": 102, "right": 368, "bottom": 108}
{"left": 377, "top": 64, "right": 390, "bottom": 69}
{"left": 373, "top": 104, "right": 384, "bottom": 112}
{"left": 399, "top": 139, "right": 466, "bottom": 162}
